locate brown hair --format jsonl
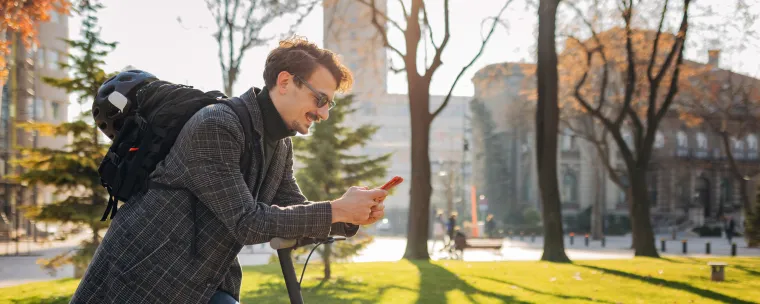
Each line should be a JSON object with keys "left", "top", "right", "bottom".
{"left": 263, "top": 36, "right": 353, "bottom": 93}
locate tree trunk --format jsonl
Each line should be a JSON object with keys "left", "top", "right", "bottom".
{"left": 536, "top": 0, "right": 570, "bottom": 263}
{"left": 322, "top": 242, "right": 332, "bottom": 280}
{"left": 739, "top": 178, "right": 752, "bottom": 217}
{"left": 403, "top": 78, "right": 433, "bottom": 260}
{"left": 629, "top": 170, "right": 659, "bottom": 257}
{"left": 591, "top": 165, "right": 604, "bottom": 240}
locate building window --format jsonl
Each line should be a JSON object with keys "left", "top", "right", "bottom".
{"left": 677, "top": 130, "right": 688, "bottom": 156}
{"left": 622, "top": 130, "right": 633, "bottom": 150}
{"left": 47, "top": 50, "right": 58, "bottom": 69}
{"left": 50, "top": 11, "right": 59, "bottom": 23}
{"left": 37, "top": 48, "right": 45, "bottom": 69}
{"left": 561, "top": 170, "right": 578, "bottom": 204}
{"left": 695, "top": 132, "right": 708, "bottom": 158}
{"left": 51, "top": 102, "right": 61, "bottom": 120}
{"left": 747, "top": 134, "right": 758, "bottom": 159}
{"left": 35, "top": 98, "right": 46, "bottom": 120}
{"left": 732, "top": 137, "right": 745, "bottom": 159}
{"left": 654, "top": 131, "right": 665, "bottom": 149}
{"left": 561, "top": 128, "right": 575, "bottom": 151}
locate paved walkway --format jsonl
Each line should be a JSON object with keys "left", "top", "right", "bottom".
{"left": 2, "top": 234, "right": 758, "bottom": 288}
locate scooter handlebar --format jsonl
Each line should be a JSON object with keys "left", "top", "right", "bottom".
{"left": 269, "top": 236, "right": 346, "bottom": 250}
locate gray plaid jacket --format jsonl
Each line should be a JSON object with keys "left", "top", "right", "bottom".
{"left": 70, "top": 87, "right": 358, "bottom": 303}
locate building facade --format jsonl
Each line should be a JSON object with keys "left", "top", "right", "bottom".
{"left": 470, "top": 38, "right": 760, "bottom": 234}
{"left": 1, "top": 11, "right": 70, "bottom": 240}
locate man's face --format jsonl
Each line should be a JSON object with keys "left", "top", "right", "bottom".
{"left": 272, "top": 65, "right": 337, "bottom": 135}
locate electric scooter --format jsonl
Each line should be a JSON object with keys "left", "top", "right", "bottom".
{"left": 268, "top": 236, "right": 345, "bottom": 304}
{"left": 268, "top": 176, "right": 403, "bottom": 304}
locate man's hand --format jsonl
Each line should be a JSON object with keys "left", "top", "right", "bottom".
{"left": 330, "top": 186, "right": 388, "bottom": 225}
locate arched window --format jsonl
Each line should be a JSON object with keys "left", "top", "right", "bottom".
{"left": 562, "top": 170, "right": 578, "bottom": 204}
{"left": 654, "top": 131, "right": 665, "bottom": 149}
{"left": 677, "top": 131, "right": 688, "bottom": 148}
{"left": 696, "top": 132, "right": 707, "bottom": 150}
{"left": 747, "top": 134, "right": 758, "bottom": 159}
{"left": 677, "top": 131, "right": 688, "bottom": 156}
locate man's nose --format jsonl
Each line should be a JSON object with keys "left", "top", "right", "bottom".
{"left": 317, "top": 105, "right": 330, "bottom": 121}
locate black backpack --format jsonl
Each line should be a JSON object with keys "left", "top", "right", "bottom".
{"left": 98, "top": 80, "right": 257, "bottom": 221}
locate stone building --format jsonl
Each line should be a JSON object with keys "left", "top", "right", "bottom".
{"left": 470, "top": 29, "right": 760, "bottom": 234}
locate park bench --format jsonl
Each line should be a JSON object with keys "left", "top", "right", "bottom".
{"left": 447, "top": 235, "right": 504, "bottom": 259}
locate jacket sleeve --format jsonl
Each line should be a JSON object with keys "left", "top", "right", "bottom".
{"left": 271, "top": 138, "right": 359, "bottom": 237}
{"left": 181, "top": 104, "right": 333, "bottom": 245}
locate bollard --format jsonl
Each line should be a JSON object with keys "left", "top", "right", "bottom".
{"left": 520, "top": 231, "right": 524, "bottom": 241}
{"left": 601, "top": 236, "right": 606, "bottom": 247}
{"left": 585, "top": 234, "right": 589, "bottom": 247}
{"left": 531, "top": 233, "right": 535, "bottom": 243}
{"left": 708, "top": 262, "right": 727, "bottom": 281}
{"left": 706, "top": 242, "right": 711, "bottom": 255}
{"left": 661, "top": 239, "right": 666, "bottom": 252}
{"left": 569, "top": 233, "right": 575, "bottom": 246}
{"left": 731, "top": 243, "right": 737, "bottom": 256}
{"left": 682, "top": 239, "right": 687, "bottom": 254}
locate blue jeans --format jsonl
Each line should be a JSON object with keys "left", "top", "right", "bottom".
{"left": 209, "top": 290, "right": 239, "bottom": 304}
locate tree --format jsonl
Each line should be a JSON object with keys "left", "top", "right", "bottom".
{"left": 11, "top": 1, "right": 115, "bottom": 277}
{"left": 199, "top": 0, "right": 319, "bottom": 96}
{"left": 679, "top": 69, "right": 760, "bottom": 247}
{"left": 558, "top": 0, "right": 693, "bottom": 257}
{"left": 0, "top": 0, "right": 70, "bottom": 84}
{"left": 535, "top": 0, "right": 570, "bottom": 263}
{"left": 356, "top": 0, "right": 512, "bottom": 260}
{"left": 291, "top": 94, "right": 392, "bottom": 280}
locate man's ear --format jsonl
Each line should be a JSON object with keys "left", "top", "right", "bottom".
{"left": 276, "top": 71, "right": 291, "bottom": 94}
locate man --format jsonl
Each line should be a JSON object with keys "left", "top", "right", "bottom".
{"left": 71, "top": 37, "right": 388, "bottom": 303}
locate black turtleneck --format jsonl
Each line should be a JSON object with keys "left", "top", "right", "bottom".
{"left": 256, "top": 87, "right": 295, "bottom": 179}
{"left": 256, "top": 86, "right": 296, "bottom": 143}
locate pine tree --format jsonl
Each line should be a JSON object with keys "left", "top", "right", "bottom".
{"left": 291, "top": 94, "right": 391, "bottom": 280}
{"left": 11, "top": 1, "right": 116, "bottom": 278}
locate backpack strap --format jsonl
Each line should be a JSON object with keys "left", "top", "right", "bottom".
{"left": 222, "top": 97, "right": 257, "bottom": 181}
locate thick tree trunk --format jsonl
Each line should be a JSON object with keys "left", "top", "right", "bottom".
{"left": 629, "top": 170, "right": 659, "bottom": 257}
{"left": 403, "top": 79, "right": 433, "bottom": 260}
{"left": 536, "top": 0, "right": 570, "bottom": 263}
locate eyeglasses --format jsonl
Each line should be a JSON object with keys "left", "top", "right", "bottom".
{"left": 292, "top": 74, "right": 335, "bottom": 109}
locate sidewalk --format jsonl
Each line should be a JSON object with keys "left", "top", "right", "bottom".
{"left": 0, "top": 233, "right": 89, "bottom": 288}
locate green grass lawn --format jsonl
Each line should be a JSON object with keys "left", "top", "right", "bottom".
{"left": 2, "top": 257, "right": 759, "bottom": 304}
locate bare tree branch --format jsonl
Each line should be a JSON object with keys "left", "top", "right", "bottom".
{"left": 424, "top": 0, "right": 451, "bottom": 79}
{"left": 398, "top": 0, "right": 408, "bottom": 18}
{"left": 365, "top": 0, "right": 406, "bottom": 60}
{"left": 431, "top": 0, "right": 512, "bottom": 120}
{"left": 421, "top": 0, "right": 437, "bottom": 51}
{"left": 355, "top": 0, "right": 407, "bottom": 34}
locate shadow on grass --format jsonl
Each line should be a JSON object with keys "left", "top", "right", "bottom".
{"left": 240, "top": 275, "right": 378, "bottom": 304}
{"left": 411, "top": 260, "right": 531, "bottom": 304}
{"left": 734, "top": 265, "right": 760, "bottom": 277}
{"left": 579, "top": 265, "right": 755, "bottom": 304}
{"left": 468, "top": 275, "right": 618, "bottom": 304}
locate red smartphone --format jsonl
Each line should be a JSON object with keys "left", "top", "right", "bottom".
{"left": 380, "top": 176, "right": 404, "bottom": 190}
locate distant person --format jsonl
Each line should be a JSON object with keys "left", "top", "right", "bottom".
{"left": 725, "top": 215, "right": 736, "bottom": 244}
{"left": 485, "top": 214, "right": 496, "bottom": 238}
{"left": 446, "top": 212, "right": 458, "bottom": 249}
{"left": 431, "top": 210, "right": 447, "bottom": 252}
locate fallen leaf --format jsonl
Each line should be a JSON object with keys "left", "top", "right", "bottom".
{"left": 510, "top": 285, "right": 519, "bottom": 290}
{"left": 658, "top": 270, "right": 664, "bottom": 275}
{"left": 550, "top": 277, "right": 557, "bottom": 282}
{"left": 592, "top": 270, "right": 598, "bottom": 274}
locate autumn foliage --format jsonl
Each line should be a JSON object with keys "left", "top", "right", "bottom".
{"left": 0, "top": 0, "right": 70, "bottom": 83}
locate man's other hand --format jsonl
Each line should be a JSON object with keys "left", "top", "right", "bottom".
{"left": 330, "top": 186, "right": 388, "bottom": 225}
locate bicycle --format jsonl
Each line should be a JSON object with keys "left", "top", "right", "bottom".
{"left": 268, "top": 236, "right": 346, "bottom": 304}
